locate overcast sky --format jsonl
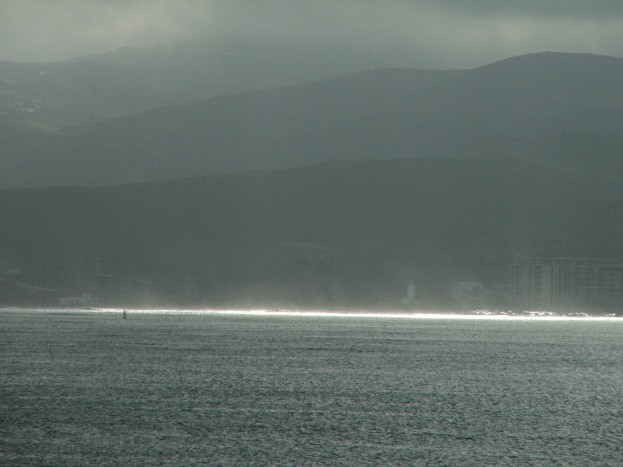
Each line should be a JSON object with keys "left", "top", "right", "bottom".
{"left": 1, "top": 0, "right": 622, "bottom": 68}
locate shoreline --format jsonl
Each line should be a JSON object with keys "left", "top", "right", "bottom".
{"left": 1, "top": 306, "right": 621, "bottom": 320}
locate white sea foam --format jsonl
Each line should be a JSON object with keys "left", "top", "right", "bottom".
{"left": 17, "top": 307, "right": 621, "bottom": 321}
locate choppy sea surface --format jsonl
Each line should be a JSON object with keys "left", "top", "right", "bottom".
{"left": 1, "top": 308, "right": 622, "bottom": 465}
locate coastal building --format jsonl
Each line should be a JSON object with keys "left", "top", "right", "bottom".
{"left": 509, "top": 257, "right": 623, "bottom": 310}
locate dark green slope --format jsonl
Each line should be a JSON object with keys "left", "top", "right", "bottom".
{"left": 2, "top": 52, "right": 622, "bottom": 188}
{"left": 1, "top": 158, "right": 619, "bottom": 307}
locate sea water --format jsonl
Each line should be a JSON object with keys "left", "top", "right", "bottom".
{"left": 1, "top": 308, "right": 622, "bottom": 465}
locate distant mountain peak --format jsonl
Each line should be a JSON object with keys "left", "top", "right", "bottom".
{"left": 2, "top": 51, "right": 622, "bottom": 188}
{"left": 474, "top": 51, "right": 623, "bottom": 72}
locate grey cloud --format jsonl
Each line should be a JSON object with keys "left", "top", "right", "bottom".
{"left": 1, "top": 0, "right": 622, "bottom": 66}
{"left": 426, "top": 0, "right": 623, "bottom": 19}
{"left": 0, "top": 0, "right": 214, "bottom": 62}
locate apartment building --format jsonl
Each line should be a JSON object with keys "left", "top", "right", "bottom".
{"left": 509, "top": 256, "right": 623, "bottom": 309}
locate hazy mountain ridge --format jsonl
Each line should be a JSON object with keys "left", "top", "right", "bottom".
{"left": 0, "top": 39, "right": 423, "bottom": 130}
{"left": 1, "top": 52, "right": 622, "bottom": 188}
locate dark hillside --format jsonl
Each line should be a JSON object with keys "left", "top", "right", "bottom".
{"left": 1, "top": 158, "right": 619, "bottom": 308}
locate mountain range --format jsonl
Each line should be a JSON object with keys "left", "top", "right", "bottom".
{"left": 2, "top": 52, "right": 623, "bottom": 188}
{"left": 0, "top": 50, "right": 622, "bottom": 308}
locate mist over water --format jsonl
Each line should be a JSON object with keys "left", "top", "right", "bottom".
{"left": 2, "top": 309, "right": 622, "bottom": 464}
{"left": 8, "top": 307, "right": 620, "bottom": 321}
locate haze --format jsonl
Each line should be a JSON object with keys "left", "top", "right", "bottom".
{"left": 2, "top": 0, "right": 623, "bottom": 67}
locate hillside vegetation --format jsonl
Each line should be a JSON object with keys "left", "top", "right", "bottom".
{"left": 1, "top": 158, "right": 620, "bottom": 308}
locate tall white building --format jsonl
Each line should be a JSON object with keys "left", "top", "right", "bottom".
{"left": 510, "top": 257, "right": 623, "bottom": 310}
